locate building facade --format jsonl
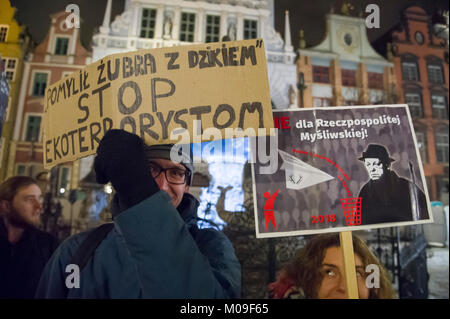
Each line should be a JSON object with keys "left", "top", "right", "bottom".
{"left": 92, "top": 0, "right": 296, "bottom": 106}
{"left": 9, "top": 11, "right": 91, "bottom": 198}
{"left": 296, "top": 8, "right": 396, "bottom": 108}
{"left": 381, "top": 6, "right": 449, "bottom": 203}
{"left": 0, "top": 0, "right": 30, "bottom": 182}
{"left": 80, "top": 0, "right": 297, "bottom": 185}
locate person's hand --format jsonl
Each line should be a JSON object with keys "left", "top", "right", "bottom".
{"left": 94, "top": 129, "right": 159, "bottom": 210}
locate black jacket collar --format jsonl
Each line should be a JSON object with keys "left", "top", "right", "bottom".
{"left": 177, "top": 193, "right": 200, "bottom": 224}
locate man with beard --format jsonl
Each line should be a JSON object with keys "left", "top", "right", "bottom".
{"left": 357, "top": 144, "right": 429, "bottom": 225}
{"left": 0, "top": 176, "right": 58, "bottom": 298}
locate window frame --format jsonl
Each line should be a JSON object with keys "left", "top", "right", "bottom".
{"left": 179, "top": 12, "right": 196, "bottom": 42}
{"left": 1, "top": 57, "right": 18, "bottom": 82}
{"left": 313, "top": 66, "right": 330, "bottom": 84}
{"left": 427, "top": 64, "right": 444, "bottom": 85}
{"left": 15, "top": 163, "right": 27, "bottom": 176}
{"left": 368, "top": 72, "right": 384, "bottom": 89}
{"left": 341, "top": 69, "right": 356, "bottom": 87}
{"left": 140, "top": 8, "right": 157, "bottom": 39}
{"left": 54, "top": 36, "right": 70, "bottom": 56}
{"left": 205, "top": 15, "right": 221, "bottom": 43}
{"left": 402, "top": 61, "right": 420, "bottom": 82}
{"left": 0, "top": 25, "right": 8, "bottom": 42}
{"left": 405, "top": 92, "right": 423, "bottom": 118}
{"left": 431, "top": 94, "right": 448, "bottom": 119}
{"left": 14, "top": 163, "right": 45, "bottom": 179}
{"left": 22, "top": 113, "right": 42, "bottom": 142}
{"left": 313, "top": 97, "right": 331, "bottom": 107}
{"left": 435, "top": 129, "right": 449, "bottom": 163}
{"left": 30, "top": 70, "right": 49, "bottom": 97}
{"left": 243, "top": 19, "right": 258, "bottom": 40}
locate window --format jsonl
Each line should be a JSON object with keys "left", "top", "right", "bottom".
{"left": 205, "top": 15, "right": 220, "bottom": 43}
{"left": 313, "top": 66, "right": 330, "bottom": 83}
{"left": 402, "top": 62, "right": 419, "bottom": 81}
{"left": 140, "top": 8, "right": 157, "bottom": 38}
{"left": 16, "top": 164, "right": 27, "bottom": 176}
{"left": 54, "top": 37, "right": 69, "bottom": 55}
{"left": 431, "top": 95, "right": 448, "bottom": 118}
{"left": 32, "top": 73, "right": 48, "bottom": 96}
{"left": 415, "top": 131, "right": 427, "bottom": 162}
{"left": 415, "top": 31, "right": 424, "bottom": 45}
{"left": 427, "top": 64, "right": 444, "bottom": 84}
{"left": 15, "top": 164, "right": 42, "bottom": 178}
{"left": 341, "top": 69, "right": 356, "bottom": 86}
{"left": 405, "top": 93, "right": 423, "bottom": 117}
{"left": 244, "top": 19, "right": 258, "bottom": 39}
{"left": 435, "top": 130, "right": 449, "bottom": 163}
{"left": 368, "top": 72, "right": 383, "bottom": 89}
{"left": 1, "top": 57, "right": 17, "bottom": 81}
{"left": 180, "top": 12, "right": 196, "bottom": 42}
{"left": 24, "top": 115, "right": 42, "bottom": 142}
{"left": 0, "top": 26, "right": 8, "bottom": 42}
{"left": 313, "top": 97, "right": 331, "bottom": 107}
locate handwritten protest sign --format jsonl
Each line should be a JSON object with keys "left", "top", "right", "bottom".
{"left": 252, "top": 105, "right": 433, "bottom": 238}
{"left": 43, "top": 39, "right": 273, "bottom": 169}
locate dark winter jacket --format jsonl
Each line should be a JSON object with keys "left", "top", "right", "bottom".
{"left": 35, "top": 191, "right": 241, "bottom": 298}
{"left": 358, "top": 170, "right": 429, "bottom": 225}
{"left": 0, "top": 219, "right": 58, "bottom": 299}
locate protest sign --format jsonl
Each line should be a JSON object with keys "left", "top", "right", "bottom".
{"left": 252, "top": 105, "right": 433, "bottom": 238}
{"left": 43, "top": 39, "right": 273, "bottom": 169}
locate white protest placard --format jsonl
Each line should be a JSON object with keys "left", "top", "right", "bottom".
{"left": 252, "top": 105, "right": 433, "bottom": 238}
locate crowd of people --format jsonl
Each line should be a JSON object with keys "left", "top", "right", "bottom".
{"left": 0, "top": 129, "right": 395, "bottom": 299}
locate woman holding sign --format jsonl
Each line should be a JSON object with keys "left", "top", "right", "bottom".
{"left": 268, "top": 233, "right": 395, "bottom": 299}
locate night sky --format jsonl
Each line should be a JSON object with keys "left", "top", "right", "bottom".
{"left": 9, "top": 0, "right": 449, "bottom": 53}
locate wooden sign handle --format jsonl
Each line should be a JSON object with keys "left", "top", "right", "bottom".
{"left": 339, "top": 231, "right": 359, "bottom": 299}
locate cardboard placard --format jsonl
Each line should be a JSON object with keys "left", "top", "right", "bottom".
{"left": 252, "top": 105, "right": 433, "bottom": 238}
{"left": 43, "top": 39, "right": 273, "bottom": 169}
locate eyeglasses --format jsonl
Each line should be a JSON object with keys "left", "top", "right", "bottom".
{"left": 148, "top": 162, "right": 190, "bottom": 185}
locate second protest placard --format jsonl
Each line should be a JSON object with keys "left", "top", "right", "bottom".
{"left": 252, "top": 105, "right": 433, "bottom": 238}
